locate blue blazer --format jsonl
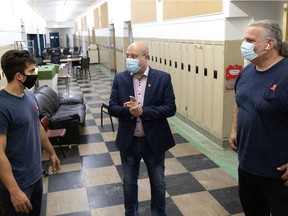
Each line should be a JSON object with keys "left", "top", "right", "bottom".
{"left": 108, "top": 67, "right": 176, "bottom": 155}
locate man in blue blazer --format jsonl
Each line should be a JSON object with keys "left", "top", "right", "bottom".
{"left": 109, "top": 41, "right": 176, "bottom": 216}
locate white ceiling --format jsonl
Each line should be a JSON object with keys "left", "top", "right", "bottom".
{"left": 25, "top": 0, "right": 98, "bottom": 24}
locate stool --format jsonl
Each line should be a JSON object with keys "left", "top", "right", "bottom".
{"left": 41, "top": 116, "right": 67, "bottom": 158}
{"left": 101, "top": 103, "right": 114, "bottom": 131}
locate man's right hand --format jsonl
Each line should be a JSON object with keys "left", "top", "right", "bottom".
{"left": 229, "top": 132, "right": 238, "bottom": 152}
{"left": 10, "top": 188, "right": 33, "bottom": 214}
{"left": 123, "top": 96, "right": 143, "bottom": 117}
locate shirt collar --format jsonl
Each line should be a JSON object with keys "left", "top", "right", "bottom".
{"left": 130, "top": 66, "right": 149, "bottom": 78}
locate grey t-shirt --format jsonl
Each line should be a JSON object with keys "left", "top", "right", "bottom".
{"left": 0, "top": 89, "right": 42, "bottom": 190}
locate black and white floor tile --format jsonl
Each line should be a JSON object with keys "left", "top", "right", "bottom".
{"left": 41, "top": 65, "right": 244, "bottom": 216}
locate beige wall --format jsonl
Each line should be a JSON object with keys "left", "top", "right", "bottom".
{"left": 163, "top": 0, "right": 223, "bottom": 20}
{"left": 131, "top": 0, "right": 157, "bottom": 24}
{"left": 100, "top": 3, "right": 109, "bottom": 28}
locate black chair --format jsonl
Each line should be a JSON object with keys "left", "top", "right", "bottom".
{"left": 101, "top": 103, "right": 114, "bottom": 131}
{"left": 73, "top": 47, "right": 79, "bottom": 53}
{"left": 63, "top": 47, "right": 70, "bottom": 56}
{"left": 36, "top": 56, "right": 43, "bottom": 66}
{"left": 51, "top": 56, "right": 60, "bottom": 64}
{"left": 46, "top": 48, "right": 52, "bottom": 56}
{"left": 76, "top": 57, "right": 90, "bottom": 77}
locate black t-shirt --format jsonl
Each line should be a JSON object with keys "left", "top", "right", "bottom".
{"left": 235, "top": 57, "right": 288, "bottom": 178}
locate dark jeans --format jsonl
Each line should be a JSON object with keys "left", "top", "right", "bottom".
{"left": 0, "top": 178, "right": 43, "bottom": 216}
{"left": 120, "top": 137, "right": 166, "bottom": 216}
{"left": 238, "top": 167, "right": 288, "bottom": 216}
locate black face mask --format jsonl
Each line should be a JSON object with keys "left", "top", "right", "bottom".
{"left": 20, "top": 74, "right": 38, "bottom": 89}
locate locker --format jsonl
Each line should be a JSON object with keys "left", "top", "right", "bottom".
{"left": 159, "top": 41, "right": 165, "bottom": 71}
{"left": 203, "top": 44, "right": 214, "bottom": 130}
{"left": 187, "top": 43, "right": 196, "bottom": 121}
{"left": 211, "top": 44, "right": 224, "bottom": 138}
{"left": 154, "top": 40, "right": 160, "bottom": 69}
{"left": 148, "top": 40, "right": 155, "bottom": 68}
{"left": 172, "top": 42, "right": 182, "bottom": 109}
{"left": 168, "top": 42, "right": 175, "bottom": 93}
{"left": 194, "top": 42, "right": 204, "bottom": 124}
{"left": 179, "top": 42, "right": 189, "bottom": 117}
{"left": 164, "top": 41, "right": 171, "bottom": 76}
{"left": 147, "top": 39, "right": 152, "bottom": 63}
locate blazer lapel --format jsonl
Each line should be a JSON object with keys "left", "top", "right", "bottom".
{"left": 144, "top": 69, "right": 155, "bottom": 105}
{"left": 127, "top": 72, "right": 135, "bottom": 97}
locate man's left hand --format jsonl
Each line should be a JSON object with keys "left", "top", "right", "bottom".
{"left": 50, "top": 153, "right": 61, "bottom": 174}
{"left": 277, "top": 163, "right": 288, "bottom": 186}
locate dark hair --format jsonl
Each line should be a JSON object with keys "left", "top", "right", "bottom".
{"left": 250, "top": 20, "right": 288, "bottom": 57}
{"left": 1, "top": 50, "right": 37, "bottom": 82}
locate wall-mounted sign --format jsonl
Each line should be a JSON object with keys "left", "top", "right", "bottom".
{"left": 225, "top": 64, "right": 243, "bottom": 90}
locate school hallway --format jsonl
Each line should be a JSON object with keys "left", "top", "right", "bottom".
{"left": 41, "top": 64, "right": 244, "bottom": 216}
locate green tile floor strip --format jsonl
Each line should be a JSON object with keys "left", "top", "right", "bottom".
{"left": 168, "top": 116, "right": 239, "bottom": 180}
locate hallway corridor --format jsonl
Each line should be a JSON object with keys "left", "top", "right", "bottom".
{"left": 41, "top": 64, "right": 244, "bottom": 216}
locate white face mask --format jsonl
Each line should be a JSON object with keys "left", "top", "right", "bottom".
{"left": 126, "top": 56, "right": 146, "bottom": 74}
{"left": 240, "top": 41, "right": 258, "bottom": 61}
{"left": 126, "top": 58, "right": 141, "bottom": 74}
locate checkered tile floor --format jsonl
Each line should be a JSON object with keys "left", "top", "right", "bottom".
{"left": 41, "top": 65, "right": 244, "bottom": 216}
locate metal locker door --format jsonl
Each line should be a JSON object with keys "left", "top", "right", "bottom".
{"left": 211, "top": 44, "right": 224, "bottom": 138}
{"left": 154, "top": 40, "right": 160, "bottom": 70}
{"left": 164, "top": 41, "right": 171, "bottom": 76}
{"left": 179, "top": 42, "right": 189, "bottom": 117}
{"left": 203, "top": 43, "right": 214, "bottom": 130}
{"left": 159, "top": 41, "right": 165, "bottom": 71}
{"left": 194, "top": 42, "right": 204, "bottom": 124}
{"left": 168, "top": 41, "right": 175, "bottom": 95}
{"left": 149, "top": 40, "right": 155, "bottom": 68}
{"left": 173, "top": 42, "right": 182, "bottom": 110}
{"left": 187, "top": 43, "right": 196, "bottom": 121}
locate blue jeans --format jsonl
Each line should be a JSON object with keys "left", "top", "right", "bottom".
{"left": 120, "top": 137, "right": 166, "bottom": 216}
{"left": 0, "top": 178, "right": 43, "bottom": 216}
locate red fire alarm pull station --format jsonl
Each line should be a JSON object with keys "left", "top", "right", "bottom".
{"left": 225, "top": 64, "right": 243, "bottom": 90}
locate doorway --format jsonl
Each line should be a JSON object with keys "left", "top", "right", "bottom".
{"left": 50, "top": 32, "right": 60, "bottom": 48}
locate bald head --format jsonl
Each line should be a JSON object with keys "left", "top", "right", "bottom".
{"left": 127, "top": 41, "right": 149, "bottom": 57}
{"left": 126, "top": 41, "right": 150, "bottom": 74}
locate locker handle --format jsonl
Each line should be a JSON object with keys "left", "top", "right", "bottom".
{"left": 188, "top": 64, "right": 191, "bottom": 72}
{"left": 160, "top": 58, "right": 162, "bottom": 64}
{"left": 169, "top": 60, "right": 172, "bottom": 67}
{"left": 196, "top": 66, "right": 199, "bottom": 74}
{"left": 181, "top": 63, "right": 184, "bottom": 70}
{"left": 155, "top": 57, "right": 157, "bottom": 62}
{"left": 152, "top": 56, "right": 154, "bottom": 61}
{"left": 164, "top": 59, "right": 167, "bottom": 65}
{"left": 214, "top": 70, "right": 218, "bottom": 79}
{"left": 204, "top": 68, "right": 207, "bottom": 76}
